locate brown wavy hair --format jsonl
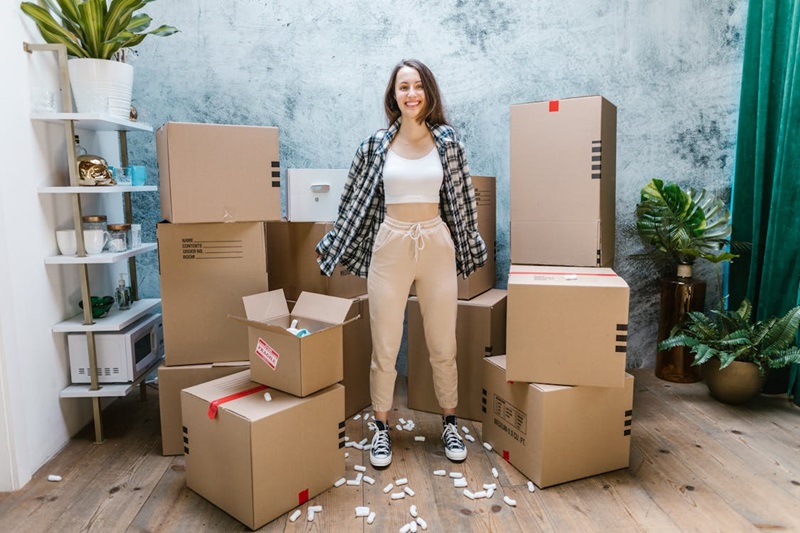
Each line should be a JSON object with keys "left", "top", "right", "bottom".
{"left": 383, "top": 59, "right": 449, "bottom": 126}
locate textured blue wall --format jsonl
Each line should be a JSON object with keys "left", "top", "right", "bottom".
{"left": 129, "top": 1, "right": 747, "bottom": 368}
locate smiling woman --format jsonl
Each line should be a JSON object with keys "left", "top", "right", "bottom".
{"left": 315, "top": 58, "right": 488, "bottom": 468}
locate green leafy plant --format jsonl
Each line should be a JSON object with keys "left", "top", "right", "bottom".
{"left": 20, "top": 0, "right": 179, "bottom": 60}
{"left": 635, "top": 178, "right": 739, "bottom": 267}
{"left": 658, "top": 298, "right": 800, "bottom": 376}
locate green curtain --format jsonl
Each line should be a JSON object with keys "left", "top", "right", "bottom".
{"left": 729, "top": 0, "right": 800, "bottom": 401}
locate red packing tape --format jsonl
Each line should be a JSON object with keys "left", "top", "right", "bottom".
{"left": 207, "top": 384, "right": 268, "bottom": 419}
{"left": 549, "top": 100, "right": 559, "bottom": 112}
{"left": 503, "top": 450, "right": 510, "bottom": 462}
{"left": 298, "top": 488, "right": 309, "bottom": 505}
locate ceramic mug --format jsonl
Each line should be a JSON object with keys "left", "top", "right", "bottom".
{"left": 83, "top": 229, "right": 110, "bottom": 255}
{"left": 56, "top": 229, "right": 77, "bottom": 255}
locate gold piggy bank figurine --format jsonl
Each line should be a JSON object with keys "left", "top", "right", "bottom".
{"left": 77, "top": 155, "right": 116, "bottom": 186}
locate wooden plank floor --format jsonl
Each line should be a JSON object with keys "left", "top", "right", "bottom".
{"left": 1, "top": 370, "right": 799, "bottom": 532}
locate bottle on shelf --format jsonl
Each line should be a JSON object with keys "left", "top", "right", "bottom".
{"left": 115, "top": 273, "right": 132, "bottom": 310}
{"left": 74, "top": 135, "right": 88, "bottom": 156}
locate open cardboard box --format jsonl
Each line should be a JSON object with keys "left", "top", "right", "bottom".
{"left": 229, "top": 289, "right": 358, "bottom": 397}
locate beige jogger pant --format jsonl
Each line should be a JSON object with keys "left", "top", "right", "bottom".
{"left": 368, "top": 215, "right": 458, "bottom": 413}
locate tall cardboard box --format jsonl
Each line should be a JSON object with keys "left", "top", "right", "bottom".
{"left": 407, "top": 289, "right": 507, "bottom": 420}
{"left": 506, "top": 265, "right": 629, "bottom": 388}
{"left": 266, "top": 221, "right": 367, "bottom": 300}
{"left": 157, "top": 122, "right": 282, "bottom": 223}
{"left": 182, "top": 370, "right": 345, "bottom": 530}
{"left": 229, "top": 290, "right": 353, "bottom": 397}
{"left": 286, "top": 168, "right": 348, "bottom": 222}
{"left": 510, "top": 96, "right": 616, "bottom": 267}
{"left": 341, "top": 297, "right": 372, "bottom": 417}
{"left": 158, "top": 362, "right": 249, "bottom": 455}
{"left": 481, "top": 356, "right": 633, "bottom": 488}
{"left": 158, "top": 222, "right": 268, "bottom": 366}
{"left": 410, "top": 175, "right": 497, "bottom": 300}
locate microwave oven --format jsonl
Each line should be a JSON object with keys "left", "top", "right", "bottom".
{"left": 68, "top": 313, "right": 164, "bottom": 384}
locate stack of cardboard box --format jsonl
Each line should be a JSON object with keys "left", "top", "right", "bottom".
{"left": 154, "top": 125, "right": 348, "bottom": 529}
{"left": 481, "top": 97, "right": 635, "bottom": 489}
{"left": 156, "top": 122, "right": 282, "bottom": 456}
{"left": 406, "top": 176, "right": 509, "bottom": 421}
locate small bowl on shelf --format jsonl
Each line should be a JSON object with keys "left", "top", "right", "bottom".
{"left": 78, "top": 296, "right": 115, "bottom": 318}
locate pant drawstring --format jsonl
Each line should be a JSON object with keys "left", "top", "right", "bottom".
{"left": 404, "top": 223, "right": 426, "bottom": 262}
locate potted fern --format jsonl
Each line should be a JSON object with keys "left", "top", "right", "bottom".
{"left": 658, "top": 299, "right": 800, "bottom": 404}
{"left": 20, "top": 0, "right": 178, "bottom": 118}
{"left": 635, "top": 178, "right": 741, "bottom": 383}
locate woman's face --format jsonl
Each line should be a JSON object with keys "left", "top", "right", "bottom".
{"left": 394, "top": 66, "right": 425, "bottom": 122}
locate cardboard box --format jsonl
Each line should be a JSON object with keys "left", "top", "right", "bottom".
{"left": 157, "top": 122, "right": 282, "bottom": 223}
{"left": 158, "top": 361, "right": 249, "bottom": 455}
{"left": 407, "top": 289, "right": 507, "bottom": 421}
{"left": 158, "top": 222, "right": 268, "bottom": 366}
{"left": 287, "top": 295, "right": 372, "bottom": 417}
{"left": 266, "top": 221, "right": 367, "bottom": 300}
{"left": 229, "top": 289, "right": 354, "bottom": 397}
{"left": 182, "top": 370, "right": 344, "bottom": 530}
{"left": 286, "top": 168, "right": 348, "bottom": 222}
{"left": 410, "top": 175, "right": 497, "bottom": 300}
{"left": 339, "top": 297, "right": 372, "bottom": 417}
{"left": 482, "top": 355, "right": 633, "bottom": 488}
{"left": 506, "top": 265, "right": 629, "bottom": 388}
{"left": 510, "top": 96, "right": 616, "bottom": 267}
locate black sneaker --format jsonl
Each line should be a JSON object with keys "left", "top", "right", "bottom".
{"left": 442, "top": 415, "right": 467, "bottom": 462}
{"left": 369, "top": 420, "right": 392, "bottom": 467}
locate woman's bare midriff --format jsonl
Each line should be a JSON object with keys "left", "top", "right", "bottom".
{"left": 386, "top": 203, "right": 439, "bottom": 222}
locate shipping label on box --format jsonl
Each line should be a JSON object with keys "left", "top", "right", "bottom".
{"left": 157, "top": 121, "right": 282, "bottom": 224}
{"left": 158, "top": 222, "right": 268, "bottom": 366}
{"left": 407, "top": 289, "right": 507, "bottom": 421}
{"left": 506, "top": 265, "right": 629, "bottom": 388}
{"left": 182, "top": 370, "right": 345, "bottom": 530}
{"left": 510, "top": 96, "right": 616, "bottom": 267}
{"left": 229, "top": 289, "right": 355, "bottom": 397}
{"left": 481, "top": 356, "right": 633, "bottom": 488}
{"left": 287, "top": 168, "right": 348, "bottom": 222}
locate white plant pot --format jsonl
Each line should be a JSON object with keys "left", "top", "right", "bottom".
{"left": 67, "top": 58, "right": 134, "bottom": 119}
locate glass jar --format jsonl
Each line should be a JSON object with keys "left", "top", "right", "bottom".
{"left": 107, "top": 223, "right": 130, "bottom": 253}
{"left": 81, "top": 215, "right": 107, "bottom": 232}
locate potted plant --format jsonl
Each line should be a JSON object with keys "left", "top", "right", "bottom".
{"left": 20, "top": 0, "right": 178, "bottom": 118}
{"left": 658, "top": 298, "right": 800, "bottom": 404}
{"left": 635, "top": 178, "right": 742, "bottom": 383}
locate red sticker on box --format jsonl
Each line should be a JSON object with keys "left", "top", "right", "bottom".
{"left": 298, "top": 488, "right": 309, "bottom": 505}
{"left": 549, "top": 100, "right": 559, "bottom": 112}
{"left": 503, "top": 450, "right": 510, "bottom": 462}
{"left": 255, "top": 338, "right": 279, "bottom": 370}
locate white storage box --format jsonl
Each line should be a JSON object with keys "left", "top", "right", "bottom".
{"left": 286, "top": 169, "right": 347, "bottom": 222}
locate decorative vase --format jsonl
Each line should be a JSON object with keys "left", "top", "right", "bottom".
{"left": 702, "top": 359, "right": 766, "bottom": 404}
{"left": 67, "top": 58, "right": 134, "bottom": 119}
{"left": 655, "top": 263, "right": 706, "bottom": 383}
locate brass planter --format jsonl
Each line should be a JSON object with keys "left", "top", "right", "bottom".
{"left": 702, "top": 359, "right": 766, "bottom": 405}
{"left": 655, "top": 265, "right": 706, "bottom": 383}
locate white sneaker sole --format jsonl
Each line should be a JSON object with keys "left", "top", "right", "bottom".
{"left": 445, "top": 448, "right": 467, "bottom": 462}
{"left": 370, "top": 453, "right": 392, "bottom": 467}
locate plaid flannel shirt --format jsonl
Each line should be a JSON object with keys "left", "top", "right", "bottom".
{"left": 316, "top": 118, "right": 488, "bottom": 278}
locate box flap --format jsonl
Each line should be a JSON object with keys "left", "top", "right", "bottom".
{"left": 292, "top": 291, "right": 354, "bottom": 324}
{"left": 228, "top": 314, "right": 298, "bottom": 337}
{"left": 243, "top": 289, "right": 289, "bottom": 321}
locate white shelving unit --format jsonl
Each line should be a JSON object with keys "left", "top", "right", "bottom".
{"left": 26, "top": 42, "right": 160, "bottom": 443}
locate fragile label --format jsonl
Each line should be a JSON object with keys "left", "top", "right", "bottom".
{"left": 255, "top": 338, "right": 279, "bottom": 370}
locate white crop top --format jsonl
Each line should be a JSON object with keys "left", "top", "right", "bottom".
{"left": 383, "top": 147, "right": 443, "bottom": 204}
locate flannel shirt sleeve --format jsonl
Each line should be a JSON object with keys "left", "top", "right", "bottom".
{"left": 457, "top": 141, "right": 488, "bottom": 273}
{"left": 315, "top": 141, "right": 367, "bottom": 275}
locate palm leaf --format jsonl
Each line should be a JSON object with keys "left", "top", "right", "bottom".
{"left": 760, "top": 306, "right": 800, "bottom": 354}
